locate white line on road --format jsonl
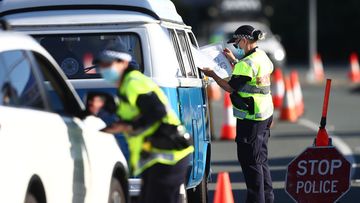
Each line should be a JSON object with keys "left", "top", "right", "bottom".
{"left": 298, "top": 118, "right": 356, "bottom": 178}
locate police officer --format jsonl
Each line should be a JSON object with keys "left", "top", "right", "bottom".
{"left": 94, "top": 47, "right": 194, "bottom": 203}
{"left": 201, "top": 25, "right": 274, "bottom": 203}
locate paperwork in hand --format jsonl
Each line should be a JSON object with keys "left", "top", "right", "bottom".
{"left": 191, "top": 43, "right": 233, "bottom": 79}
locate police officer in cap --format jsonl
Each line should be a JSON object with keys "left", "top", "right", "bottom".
{"left": 201, "top": 25, "right": 274, "bottom": 203}
{"left": 95, "top": 46, "right": 194, "bottom": 203}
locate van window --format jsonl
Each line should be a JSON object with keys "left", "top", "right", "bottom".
{"left": 176, "top": 30, "right": 197, "bottom": 78}
{"left": 169, "top": 29, "right": 186, "bottom": 77}
{"left": 34, "top": 33, "right": 143, "bottom": 79}
{"left": 0, "top": 50, "right": 44, "bottom": 108}
{"left": 187, "top": 32, "right": 198, "bottom": 47}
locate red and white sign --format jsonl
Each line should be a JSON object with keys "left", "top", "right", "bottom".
{"left": 286, "top": 147, "right": 351, "bottom": 203}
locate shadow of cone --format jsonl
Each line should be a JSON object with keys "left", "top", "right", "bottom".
{"left": 213, "top": 172, "right": 234, "bottom": 203}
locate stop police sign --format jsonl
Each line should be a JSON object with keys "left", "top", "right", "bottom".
{"left": 286, "top": 147, "right": 351, "bottom": 203}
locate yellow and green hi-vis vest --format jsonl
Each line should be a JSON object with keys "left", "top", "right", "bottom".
{"left": 232, "top": 49, "right": 274, "bottom": 121}
{"left": 117, "top": 70, "right": 193, "bottom": 176}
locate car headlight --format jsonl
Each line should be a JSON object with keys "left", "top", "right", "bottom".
{"left": 274, "top": 49, "right": 285, "bottom": 61}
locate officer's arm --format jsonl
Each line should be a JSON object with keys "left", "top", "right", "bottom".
{"left": 212, "top": 74, "right": 234, "bottom": 93}
{"left": 130, "top": 92, "right": 167, "bottom": 130}
{"left": 228, "top": 75, "right": 252, "bottom": 92}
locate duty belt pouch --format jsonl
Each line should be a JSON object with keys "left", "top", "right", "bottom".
{"left": 230, "top": 93, "right": 255, "bottom": 115}
{"left": 149, "top": 124, "right": 192, "bottom": 150}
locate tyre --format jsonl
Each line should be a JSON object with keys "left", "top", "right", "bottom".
{"left": 24, "top": 193, "right": 38, "bottom": 203}
{"left": 108, "top": 177, "right": 126, "bottom": 203}
{"left": 186, "top": 176, "right": 208, "bottom": 203}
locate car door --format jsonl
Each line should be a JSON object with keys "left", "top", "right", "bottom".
{"left": 31, "top": 51, "right": 92, "bottom": 203}
{"left": 168, "top": 28, "right": 209, "bottom": 184}
{"left": 0, "top": 50, "right": 76, "bottom": 202}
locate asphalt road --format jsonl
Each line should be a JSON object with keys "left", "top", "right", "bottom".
{"left": 208, "top": 68, "right": 360, "bottom": 202}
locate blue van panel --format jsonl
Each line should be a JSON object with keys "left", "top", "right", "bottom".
{"left": 177, "top": 87, "right": 209, "bottom": 188}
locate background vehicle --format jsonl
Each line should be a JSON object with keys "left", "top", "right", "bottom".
{"left": 210, "top": 21, "right": 286, "bottom": 67}
{"left": 0, "top": 0, "right": 212, "bottom": 201}
{"left": 0, "top": 32, "right": 128, "bottom": 203}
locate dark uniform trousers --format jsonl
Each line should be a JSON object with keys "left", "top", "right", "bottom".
{"left": 139, "top": 155, "right": 190, "bottom": 203}
{"left": 236, "top": 116, "right": 274, "bottom": 203}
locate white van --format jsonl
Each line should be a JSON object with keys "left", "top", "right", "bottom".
{"left": 1, "top": 0, "right": 212, "bottom": 202}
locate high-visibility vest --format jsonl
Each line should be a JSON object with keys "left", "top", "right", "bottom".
{"left": 117, "top": 70, "right": 193, "bottom": 176}
{"left": 232, "top": 49, "right": 274, "bottom": 121}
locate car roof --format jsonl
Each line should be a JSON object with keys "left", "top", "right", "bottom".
{"left": 0, "top": 31, "right": 49, "bottom": 53}
{"left": 0, "top": 0, "right": 184, "bottom": 24}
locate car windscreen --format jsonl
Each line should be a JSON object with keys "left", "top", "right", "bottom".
{"left": 34, "top": 33, "right": 143, "bottom": 79}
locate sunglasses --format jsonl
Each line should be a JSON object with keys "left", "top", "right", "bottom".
{"left": 233, "top": 38, "right": 243, "bottom": 49}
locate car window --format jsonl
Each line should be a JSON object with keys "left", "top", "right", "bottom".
{"left": 0, "top": 50, "right": 45, "bottom": 109}
{"left": 169, "top": 29, "right": 186, "bottom": 77}
{"left": 33, "top": 52, "right": 82, "bottom": 115}
{"left": 33, "top": 33, "right": 143, "bottom": 79}
{"left": 176, "top": 30, "right": 197, "bottom": 78}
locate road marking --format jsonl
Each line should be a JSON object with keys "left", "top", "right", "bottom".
{"left": 298, "top": 118, "right": 356, "bottom": 178}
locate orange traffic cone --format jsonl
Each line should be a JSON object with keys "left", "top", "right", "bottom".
{"left": 213, "top": 172, "right": 234, "bottom": 203}
{"left": 220, "top": 92, "right": 236, "bottom": 140}
{"left": 290, "top": 70, "right": 304, "bottom": 117}
{"left": 280, "top": 77, "right": 298, "bottom": 122}
{"left": 308, "top": 53, "right": 325, "bottom": 83}
{"left": 271, "top": 68, "right": 285, "bottom": 109}
{"left": 348, "top": 53, "right": 360, "bottom": 83}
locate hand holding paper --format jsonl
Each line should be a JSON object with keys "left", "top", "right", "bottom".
{"left": 191, "top": 43, "right": 233, "bottom": 80}
{"left": 223, "top": 48, "right": 236, "bottom": 62}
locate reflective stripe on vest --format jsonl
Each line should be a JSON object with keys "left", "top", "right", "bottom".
{"left": 255, "top": 106, "right": 273, "bottom": 119}
{"left": 134, "top": 145, "right": 194, "bottom": 176}
{"left": 238, "top": 84, "right": 271, "bottom": 94}
{"left": 233, "top": 107, "right": 247, "bottom": 119}
{"left": 233, "top": 105, "right": 273, "bottom": 120}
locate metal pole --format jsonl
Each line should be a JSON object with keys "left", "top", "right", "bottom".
{"left": 309, "top": 0, "right": 317, "bottom": 73}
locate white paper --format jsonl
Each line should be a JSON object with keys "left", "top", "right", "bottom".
{"left": 191, "top": 45, "right": 218, "bottom": 69}
{"left": 199, "top": 43, "right": 233, "bottom": 79}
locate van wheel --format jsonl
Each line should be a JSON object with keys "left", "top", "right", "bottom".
{"left": 186, "top": 176, "right": 208, "bottom": 203}
{"left": 24, "top": 193, "right": 38, "bottom": 203}
{"left": 108, "top": 177, "right": 126, "bottom": 203}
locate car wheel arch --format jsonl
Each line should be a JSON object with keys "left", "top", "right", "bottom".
{"left": 26, "top": 175, "right": 46, "bottom": 203}
{"left": 111, "top": 162, "right": 129, "bottom": 201}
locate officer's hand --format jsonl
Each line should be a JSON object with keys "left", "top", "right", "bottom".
{"left": 201, "top": 68, "right": 216, "bottom": 78}
{"left": 103, "top": 123, "right": 133, "bottom": 134}
{"left": 223, "top": 48, "right": 236, "bottom": 62}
